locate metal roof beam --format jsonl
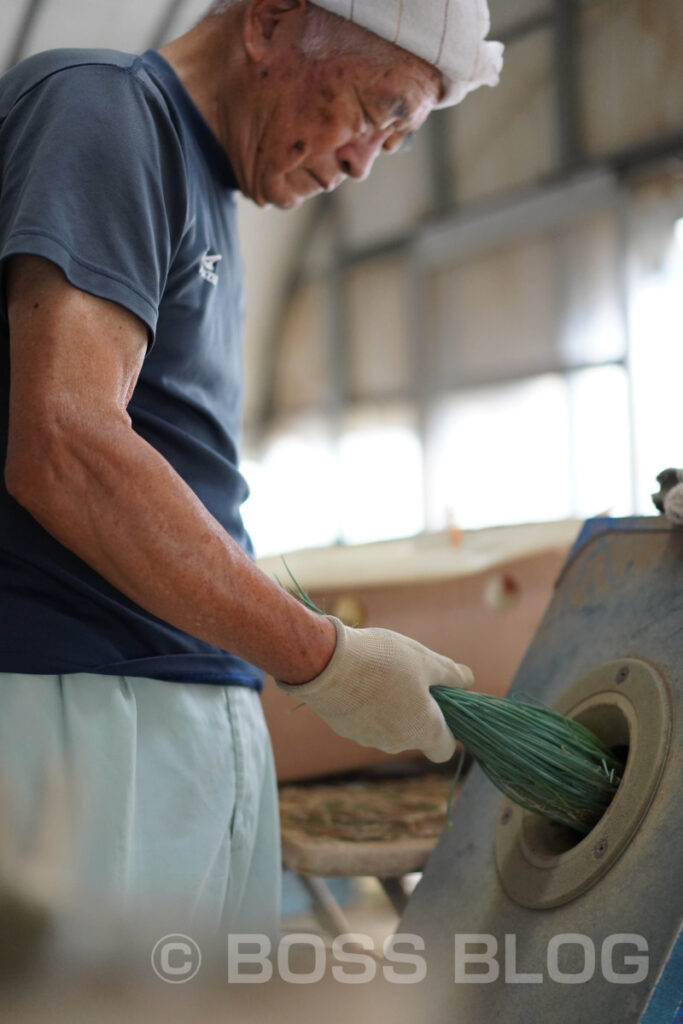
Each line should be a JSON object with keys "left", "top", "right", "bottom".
{"left": 146, "top": 0, "right": 191, "bottom": 51}
{"left": 5, "top": 0, "right": 47, "bottom": 72}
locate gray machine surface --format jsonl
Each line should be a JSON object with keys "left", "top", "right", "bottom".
{"left": 400, "top": 517, "right": 682, "bottom": 1023}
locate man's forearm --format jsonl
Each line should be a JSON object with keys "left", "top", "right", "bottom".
{"left": 7, "top": 416, "right": 336, "bottom": 684}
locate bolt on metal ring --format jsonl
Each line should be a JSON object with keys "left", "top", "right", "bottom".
{"left": 593, "top": 837, "right": 609, "bottom": 859}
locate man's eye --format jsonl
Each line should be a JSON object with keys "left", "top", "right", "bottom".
{"left": 383, "top": 130, "right": 415, "bottom": 154}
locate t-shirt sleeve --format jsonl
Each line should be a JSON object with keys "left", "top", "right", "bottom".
{"left": 0, "top": 62, "right": 188, "bottom": 339}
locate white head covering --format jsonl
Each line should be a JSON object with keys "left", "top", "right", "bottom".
{"left": 311, "top": 0, "right": 503, "bottom": 107}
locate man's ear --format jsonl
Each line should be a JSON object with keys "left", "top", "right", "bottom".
{"left": 243, "top": 0, "right": 306, "bottom": 62}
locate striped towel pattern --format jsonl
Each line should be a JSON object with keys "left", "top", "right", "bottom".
{"left": 313, "top": 0, "right": 503, "bottom": 106}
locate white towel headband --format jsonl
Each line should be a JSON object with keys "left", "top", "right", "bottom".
{"left": 311, "top": 0, "right": 503, "bottom": 107}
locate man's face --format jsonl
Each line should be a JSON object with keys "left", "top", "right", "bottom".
{"left": 241, "top": 45, "right": 442, "bottom": 209}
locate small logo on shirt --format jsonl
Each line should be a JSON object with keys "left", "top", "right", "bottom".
{"left": 199, "top": 249, "right": 222, "bottom": 287}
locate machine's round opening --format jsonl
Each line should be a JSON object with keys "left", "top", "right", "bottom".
{"left": 520, "top": 702, "right": 631, "bottom": 859}
{"left": 495, "top": 659, "right": 671, "bottom": 909}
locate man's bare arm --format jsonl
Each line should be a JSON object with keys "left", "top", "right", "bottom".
{"left": 5, "top": 254, "right": 335, "bottom": 683}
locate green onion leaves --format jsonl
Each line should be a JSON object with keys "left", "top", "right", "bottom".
{"left": 431, "top": 686, "right": 624, "bottom": 834}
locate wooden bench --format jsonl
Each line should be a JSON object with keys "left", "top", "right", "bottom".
{"left": 279, "top": 769, "right": 461, "bottom": 935}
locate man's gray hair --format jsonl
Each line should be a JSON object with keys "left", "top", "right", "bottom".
{"left": 206, "top": 0, "right": 391, "bottom": 63}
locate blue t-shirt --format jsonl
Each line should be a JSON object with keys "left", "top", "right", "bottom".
{"left": 0, "top": 48, "right": 263, "bottom": 688}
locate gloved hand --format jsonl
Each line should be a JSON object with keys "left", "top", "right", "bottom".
{"left": 276, "top": 616, "right": 474, "bottom": 762}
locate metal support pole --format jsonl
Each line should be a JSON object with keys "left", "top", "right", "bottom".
{"left": 554, "top": 0, "right": 581, "bottom": 171}
{"left": 426, "top": 111, "right": 454, "bottom": 217}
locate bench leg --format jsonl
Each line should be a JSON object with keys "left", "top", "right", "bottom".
{"left": 296, "top": 875, "right": 352, "bottom": 938}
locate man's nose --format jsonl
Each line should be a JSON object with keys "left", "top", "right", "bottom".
{"left": 336, "top": 134, "right": 384, "bottom": 182}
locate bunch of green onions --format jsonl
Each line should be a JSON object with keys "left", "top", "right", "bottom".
{"left": 431, "top": 686, "right": 623, "bottom": 834}
{"left": 281, "top": 561, "right": 624, "bottom": 835}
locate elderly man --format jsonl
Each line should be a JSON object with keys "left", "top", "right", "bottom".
{"left": 0, "top": 0, "right": 501, "bottom": 934}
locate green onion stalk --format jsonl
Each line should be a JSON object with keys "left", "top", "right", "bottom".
{"left": 430, "top": 686, "right": 623, "bottom": 834}
{"left": 280, "top": 560, "right": 624, "bottom": 835}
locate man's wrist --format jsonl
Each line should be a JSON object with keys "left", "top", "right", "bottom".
{"left": 277, "top": 612, "right": 337, "bottom": 685}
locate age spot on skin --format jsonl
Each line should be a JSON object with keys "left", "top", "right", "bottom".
{"left": 321, "top": 86, "right": 335, "bottom": 103}
{"left": 292, "top": 140, "right": 305, "bottom": 152}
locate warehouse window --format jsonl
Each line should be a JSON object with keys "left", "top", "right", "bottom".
{"left": 427, "top": 375, "right": 572, "bottom": 531}
{"left": 241, "top": 418, "right": 338, "bottom": 557}
{"left": 338, "top": 406, "right": 424, "bottom": 546}
{"left": 630, "top": 205, "right": 683, "bottom": 509}
{"left": 242, "top": 407, "right": 423, "bottom": 556}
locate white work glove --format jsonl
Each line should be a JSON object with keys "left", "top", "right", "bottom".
{"left": 276, "top": 617, "right": 474, "bottom": 763}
